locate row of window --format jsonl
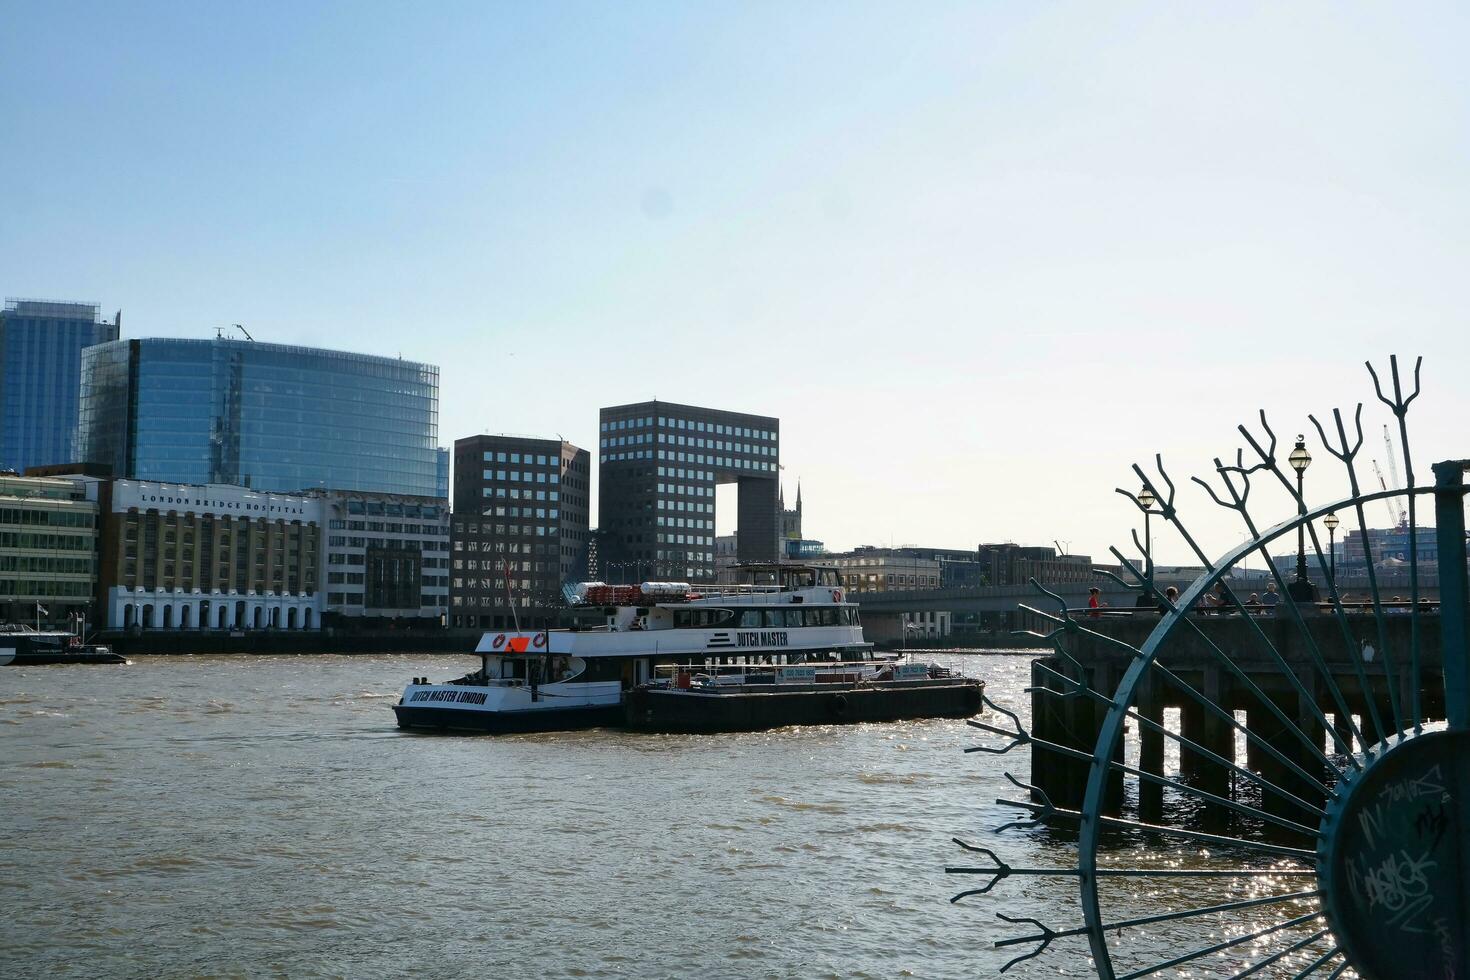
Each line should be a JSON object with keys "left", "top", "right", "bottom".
{"left": 601, "top": 416, "right": 775, "bottom": 441}
{"left": 464, "top": 511, "right": 567, "bottom": 525}
{"left": 342, "top": 500, "right": 444, "bottom": 519}
{"left": 0, "top": 507, "right": 95, "bottom": 529}
{"left": 327, "top": 519, "right": 444, "bottom": 534}
{"left": 453, "top": 578, "right": 537, "bottom": 592}
{"left": 482, "top": 487, "right": 561, "bottom": 501}
{"left": 659, "top": 501, "right": 713, "bottom": 514}
{"left": 482, "top": 469, "right": 561, "bottom": 485}
{"left": 657, "top": 483, "right": 711, "bottom": 497}
{"left": 0, "top": 555, "right": 94, "bottom": 575}
{"left": 479, "top": 451, "right": 564, "bottom": 466}
{"left": 324, "top": 592, "right": 448, "bottom": 606}
{"left": 326, "top": 536, "right": 446, "bottom": 551}
{"left": 453, "top": 525, "right": 556, "bottom": 546}
{"left": 0, "top": 579, "right": 96, "bottom": 597}
{"left": 668, "top": 606, "right": 857, "bottom": 629}
{"left": 602, "top": 432, "right": 775, "bottom": 456}
{"left": 603, "top": 450, "right": 777, "bottom": 472}
{"left": 0, "top": 532, "right": 94, "bottom": 551}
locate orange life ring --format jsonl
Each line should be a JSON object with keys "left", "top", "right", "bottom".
{"left": 532, "top": 633, "right": 547, "bottom": 648}
{"left": 492, "top": 634, "right": 506, "bottom": 649}
{"left": 833, "top": 589, "right": 843, "bottom": 603}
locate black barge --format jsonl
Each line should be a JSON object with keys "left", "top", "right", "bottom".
{"left": 623, "top": 662, "right": 983, "bottom": 734}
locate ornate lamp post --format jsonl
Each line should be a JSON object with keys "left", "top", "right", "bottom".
{"left": 1137, "top": 485, "right": 1157, "bottom": 567}
{"left": 1287, "top": 435, "right": 1317, "bottom": 600}
{"left": 1324, "top": 511, "right": 1340, "bottom": 598}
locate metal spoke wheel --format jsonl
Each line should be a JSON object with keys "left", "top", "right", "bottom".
{"left": 953, "top": 356, "right": 1470, "bottom": 979}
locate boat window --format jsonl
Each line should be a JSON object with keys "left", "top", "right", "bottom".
{"left": 739, "top": 609, "right": 762, "bottom": 628}
{"left": 786, "top": 609, "right": 808, "bottom": 628}
{"left": 816, "top": 608, "right": 836, "bottom": 626}
{"left": 760, "top": 609, "right": 783, "bottom": 628}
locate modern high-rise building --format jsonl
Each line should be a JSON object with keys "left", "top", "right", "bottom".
{"left": 598, "top": 400, "right": 779, "bottom": 582}
{"left": 0, "top": 299, "right": 120, "bottom": 473}
{"left": 449, "top": 435, "right": 591, "bottom": 628}
{"left": 78, "top": 337, "right": 446, "bottom": 498}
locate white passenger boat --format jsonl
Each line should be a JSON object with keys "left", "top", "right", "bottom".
{"left": 392, "top": 564, "right": 885, "bottom": 733}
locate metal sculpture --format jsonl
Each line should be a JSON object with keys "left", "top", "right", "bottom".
{"left": 951, "top": 356, "right": 1469, "bottom": 978}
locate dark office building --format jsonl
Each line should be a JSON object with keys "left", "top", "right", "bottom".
{"left": 598, "top": 400, "right": 780, "bottom": 582}
{"left": 449, "top": 435, "right": 591, "bottom": 628}
{"left": 0, "top": 300, "right": 120, "bottom": 474}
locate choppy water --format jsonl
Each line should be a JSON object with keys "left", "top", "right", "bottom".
{"left": 2, "top": 652, "right": 1325, "bottom": 978}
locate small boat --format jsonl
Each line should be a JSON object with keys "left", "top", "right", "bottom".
{"left": 0, "top": 627, "right": 128, "bottom": 666}
{"left": 391, "top": 563, "right": 983, "bottom": 734}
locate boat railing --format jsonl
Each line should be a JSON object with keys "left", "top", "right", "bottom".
{"left": 684, "top": 583, "right": 786, "bottom": 598}
{"left": 649, "top": 659, "right": 936, "bottom": 690}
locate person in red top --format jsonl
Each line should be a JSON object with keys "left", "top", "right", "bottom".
{"left": 1088, "top": 587, "right": 1103, "bottom": 618}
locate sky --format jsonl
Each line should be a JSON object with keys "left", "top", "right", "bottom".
{"left": 4, "top": 2, "right": 1469, "bottom": 566}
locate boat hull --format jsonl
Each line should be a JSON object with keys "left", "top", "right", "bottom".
{"left": 392, "top": 701, "right": 623, "bottom": 734}
{"left": 622, "top": 678, "right": 984, "bottom": 734}
{"left": 0, "top": 647, "right": 127, "bottom": 666}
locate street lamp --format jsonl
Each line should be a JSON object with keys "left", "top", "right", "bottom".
{"left": 1287, "top": 435, "right": 1316, "bottom": 600}
{"left": 1137, "top": 484, "right": 1157, "bottom": 564}
{"left": 1323, "top": 511, "right": 1340, "bottom": 598}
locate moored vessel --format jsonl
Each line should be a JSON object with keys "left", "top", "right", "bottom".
{"left": 391, "top": 563, "right": 982, "bottom": 734}
{"left": 622, "top": 660, "right": 983, "bottom": 734}
{"left": 0, "top": 626, "right": 128, "bottom": 666}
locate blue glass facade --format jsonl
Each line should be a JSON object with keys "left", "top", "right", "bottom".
{"left": 79, "top": 338, "right": 445, "bottom": 497}
{"left": 0, "top": 300, "right": 119, "bottom": 473}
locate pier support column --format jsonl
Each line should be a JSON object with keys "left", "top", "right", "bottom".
{"left": 1292, "top": 666, "right": 1329, "bottom": 810}
{"left": 1181, "top": 665, "right": 1233, "bottom": 803}
{"left": 1331, "top": 705, "right": 1355, "bottom": 758}
{"left": 1094, "top": 662, "right": 1125, "bottom": 817}
{"left": 1030, "top": 657, "right": 1091, "bottom": 814}
{"left": 1136, "top": 671, "right": 1164, "bottom": 822}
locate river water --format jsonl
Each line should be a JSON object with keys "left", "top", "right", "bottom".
{"left": 2, "top": 652, "right": 1324, "bottom": 978}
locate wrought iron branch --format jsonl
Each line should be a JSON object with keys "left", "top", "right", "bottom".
{"left": 1127, "top": 458, "right": 1218, "bottom": 571}
{"left": 1237, "top": 410, "right": 1301, "bottom": 500}
{"left": 966, "top": 696, "right": 1031, "bottom": 754}
{"left": 1141, "top": 454, "right": 1178, "bottom": 520}
{"left": 1028, "top": 660, "right": 1091, "bottom": 701}
{"left": 994, "top": 913, "right": 1059, "bottom": 973}
{"left": 1309, "top": 404, "right": 1364, "bottom": 467}
{"left": 1367, "top": 354, "right": 1422, "bottom": 419}
{"left": 1192, "top": 452, "right": 1255, "bottom": 514}
{"left": 994, "top": 772, "right": 1057, "bottom": 833}
{"left": 946, "top": 840, "right": 1013, "bottom": 898}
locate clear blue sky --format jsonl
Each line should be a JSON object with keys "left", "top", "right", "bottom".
{"left": 5, "top": 2, "right": 1469, "bottom": 564}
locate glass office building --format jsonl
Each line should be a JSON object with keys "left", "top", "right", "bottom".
{"left": 0, "top": 300, "right": 120, "bottom": 473}
{"left": 79, "top": 338, "right": 446, "bottom": 498}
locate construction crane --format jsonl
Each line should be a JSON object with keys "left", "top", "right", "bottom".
{"left": 1370, "top": 458, "right": 1407, "bottom": 529}
{"left": 1382, "top": 425, "right": 1410, "bottom": 529}
{"left": 213, "top": 323, "right": 255, "bottom": 341}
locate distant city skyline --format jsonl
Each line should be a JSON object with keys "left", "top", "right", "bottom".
{"left": 6, "top": 3, "right": 1470, "bottom": 566}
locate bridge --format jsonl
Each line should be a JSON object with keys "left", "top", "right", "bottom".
{"left": 850, "top": 582, "right": 1138, "bottom": 642}
{"left": 851, "top": 582, "right": 1131, "bottom": 615}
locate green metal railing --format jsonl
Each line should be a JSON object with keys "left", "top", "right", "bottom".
{"left": 951, "top": 357, "right": 1470, "bottom": 978}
